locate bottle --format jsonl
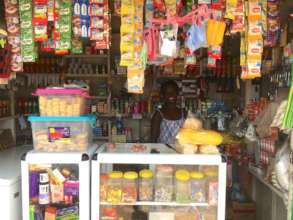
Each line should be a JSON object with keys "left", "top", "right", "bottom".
{"left": 39, "top": 172, "right": 50, "bottom": 205}
{"left": 116, "top": 116, "right": 123, "bottom": 135}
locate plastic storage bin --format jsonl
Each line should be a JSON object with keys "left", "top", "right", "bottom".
{"left": 34, "top": 88, "right": 90, "bottom": 116}
{"left": 28, "top": 115, "right": 95, "bottom": 152}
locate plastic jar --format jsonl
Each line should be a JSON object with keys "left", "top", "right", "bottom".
{"left": 154, "top": 165, "right": 173, "bottom": 202}
{"left": 122, "top": 171, "right": 138, "bottom": 203}
{"left": 107, "top": 171, "right": 123, "bottom": 203}
{"left": 205, "top": 171, "right": 218, "bottom": 206}
{"left": 100, "top": 173, "right": 108, "bottom": 202}
{"left": 139, "top": 169, "right": 153, "bottom": 201}
{"left": 190, "top": 171, "right": 206, "bottom": 203}
{"left": 175, "top": 169, "right": 191, "bottom": 203}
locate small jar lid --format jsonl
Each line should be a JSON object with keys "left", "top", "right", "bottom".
{"left": 205, "top": 171, "right": 218, "bottom": 177}
{"left": 139, "top": 169, "right": 153, "bottom": 179}
{"left": 109, "top": 171, "right": 123, "bottom": 179}
{"left": 156, "top": 165, "right": 173, "bottom": 174}
{"left": 175, "top": 169, "right": 190, "bottom": 181}
{"left": 190, "top": 171, "right": 204, "bottom": 179}
{"left": 124, "top": 171, "right": 138, "bottom": 180}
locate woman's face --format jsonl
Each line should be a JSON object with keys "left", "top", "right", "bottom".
{"left": 164, "top": 85, "right": 178, "bottom": 104}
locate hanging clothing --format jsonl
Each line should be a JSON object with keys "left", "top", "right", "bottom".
{"left": 157, "top": 109, "right": 185, "bottom": 145}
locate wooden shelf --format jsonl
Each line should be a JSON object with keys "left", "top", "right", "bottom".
{"left": 91, "top": 96, "right": 109, "bottom": 99}
{"left": 64, "top": 54, "right": 108, "bottom": 59}
{"left": 94, "top": 136, "right": 109, "bottom": 140}
{"left": 0, "top": 116, "right": 15, "bottom": 121}
{"left": 100, "top": 201, "right": 209, "bottom": 207}
{"left": 65, "top": 74, "right": 109, "bottom": 78}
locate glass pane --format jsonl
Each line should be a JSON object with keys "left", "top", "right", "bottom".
{"left": 29, "top": 163, "right": 79, "bottom": 219}
{"left": 98, "top": 164, "right": 219, "bottom": 220}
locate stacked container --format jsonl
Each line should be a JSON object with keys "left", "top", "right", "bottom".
{"left": 29, "top": 87, "right": 95, "bottom": 152}
{"left": 22, "top": 87, "right": 95, "bottom": 220}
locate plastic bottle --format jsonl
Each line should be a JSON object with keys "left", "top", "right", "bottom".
{"left": 39, "top": 172, "right": 50, "bottom": 205}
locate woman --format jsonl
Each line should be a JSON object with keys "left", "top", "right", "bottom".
{"left": 151, "top": 80, "right": 187, "bottom": 145}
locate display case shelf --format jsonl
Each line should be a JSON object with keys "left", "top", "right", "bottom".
{"left": 65, "top": 74, "right": 109, "bottom": 78}
{"left": 100, "top": 201, "right": 209, "bottom": 207}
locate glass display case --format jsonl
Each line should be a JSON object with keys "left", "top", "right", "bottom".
{"left": 21, "top": 145, "right": 97, "bottom": 220}
{"left": 91, "top": 143, "right": 227, "bottom": 220}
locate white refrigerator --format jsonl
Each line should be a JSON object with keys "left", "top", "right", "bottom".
{"left": 21, "top": 145, "right": 97, "bottom": 220}
{"left": 0, "top": 145, "right": 32, "bottom": 220}
{"left": 92, "top": 143, "right": 227, "bottom": 220}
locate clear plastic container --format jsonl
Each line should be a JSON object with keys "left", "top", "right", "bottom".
{"left": 107, "top": 171, "right": 123, "bottom": 204}
{"left": 205, "top": 171, "right": 218, "bottom": 206}
{"left": 139, "top": 169, "right": 153, "bottom": 201}
{"left": 154, "top": 165, "right": 173, "bottom": 202}
{"left": 175, "top": 169, "right": 191, "bottom": 203}
{"left": 34, "top": 88, "right": 89, "bottom": 116}
{"left": 190, "top": 171, "right": 206, "bottom": 203}
{"left": 122, "top": 171, "right": 138, "bottom": 203}
{"left": 28, "top": 115, "right": 95, "bottom": 152}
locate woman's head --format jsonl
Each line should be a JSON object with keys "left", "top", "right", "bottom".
{"left": 161, "top": 80, "right": 180, "bottom": 104}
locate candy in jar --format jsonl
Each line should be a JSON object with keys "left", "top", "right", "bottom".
{"left": 122, "top": 171, "right": 138, "bottom": 203}
{"left": 107, "top": 171, "right": 123, "bottom": 203}
{"left": 190, "top": 171, "right": 206, "bottom": 203}
{"left": 100, "top": 173, "right": 108, "bottom": 202}
{"left": 139, "top": 169, "right": 153, "bottom": 201}
{"left": 175, "top": 169, "right": 191, "bottom": 203}
{"left": 154, "top": 165, "right": 173, "bottom": 202}
{"left": 205, "top": 171, "right": 218, "bottom": 206}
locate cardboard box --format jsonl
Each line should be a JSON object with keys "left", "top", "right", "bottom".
{"left": 232, "top": 201, "right": 256, "bottom": 220}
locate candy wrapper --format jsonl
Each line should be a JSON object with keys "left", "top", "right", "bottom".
{"left": 5, "top": 0, "right": 23, "bottom": 71}
{"left": 54, "top": 0, "right": 72, "bottom": 54}
{"left": 33, "top": 0, "right": 48, "bottom": 41}
{"left": 127, "top": 67, "right": 145, "bottom": 94}
{"left": 90, "top": 0, "right": 110, "bottom": 49}
{"left": 120, "top": 0, "right": 144, "bottom": 67}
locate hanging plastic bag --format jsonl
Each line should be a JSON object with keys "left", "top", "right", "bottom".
{"left": 206, "top": 19, "right": 226, "bottom": 46}
{"left": 245, "top": 123, "right": 257, "bottom": 142}
{"left": 160, "top": 24, "right": 178, "bottom": 57}
{"left": 275, "top": 136, "right": 290, "bottom": 192}
{"left": 185, "top": 23, "right": 207, "bottom": 53}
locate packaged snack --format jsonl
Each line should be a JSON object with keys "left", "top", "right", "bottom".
{"left": 248, "top": 20, "right": 263, "bottom": 41}
{"left": 248, "top": 0, "right": 262, "bottom": 21}
{"left": 247, "top": 40, "right": 263, "bottom": 59}
{"left": 206, "top": 19, "right": 226, "bottom": 46}
{"left": 50, "top": 182, "right": 64, "bottom": 203}
{"left": 185, "top": 23, "right": 207, "bottom": 53}
{"left": 127, "top": 67, "right": 145, "bottom": 94}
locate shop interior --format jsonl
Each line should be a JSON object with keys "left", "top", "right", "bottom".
{"left": 0, "top": 0, "right": 293, "bottom": 220}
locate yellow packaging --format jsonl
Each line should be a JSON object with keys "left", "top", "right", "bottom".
{"left": 247, "top": 40, "right": 263, "bottom": 60}
{"left": 176, "top": 128, "right": 223, "bottom": 146}
{"left": 248, "top": 0, "right": 262, "bottom": 21}
{"left": 248, "top": 20, "right": 263, "bottom": 41}
{"left": 127, "top": 67, "right": 145, "bottom": 94}
{"left": 206, "top": 20, "right": 226, "bottom": 46}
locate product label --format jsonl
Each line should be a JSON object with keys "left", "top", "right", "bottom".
{"left": 48, "top": 127, "right": 71, "bottom": 143}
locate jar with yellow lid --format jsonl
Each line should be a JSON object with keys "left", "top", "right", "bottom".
{"left": 139, "top": 169, "right": 153, "bottom": 201}
{"left": 100, "top": 173, "right": 108, "bottom": 202}
{"left": 154, "top": 165, "right": 173, "bottom": 202}
{"left": 205, "top": 170, "right": 218, "bottom": 206}
{"left": 107, "top": 171, "right": 123, "bottom": 203}
{"left": 122, "top": 171, "right": 138, "bottom": 203}
{"left": 190, "top": 171, "right": 206, "bottom": 203}
{"left": 175, "top": 169, "right": 191, "bottom": 203}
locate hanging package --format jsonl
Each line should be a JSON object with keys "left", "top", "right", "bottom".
{"left": 185, "top": 23, "right": 207, "bottom": 53}
{"left": 206, "top": 19, "right": 226, "bottom": 46}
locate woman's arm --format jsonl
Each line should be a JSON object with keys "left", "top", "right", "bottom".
{"left": 151, "top": 111, "right": 162, "bottom": 143}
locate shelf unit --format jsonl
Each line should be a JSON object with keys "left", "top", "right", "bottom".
{"left": 92, "top": 143, "right": 227, "bottom": 220}
{"left": 100, "top": 201, "right": 209, "bottom": 207}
